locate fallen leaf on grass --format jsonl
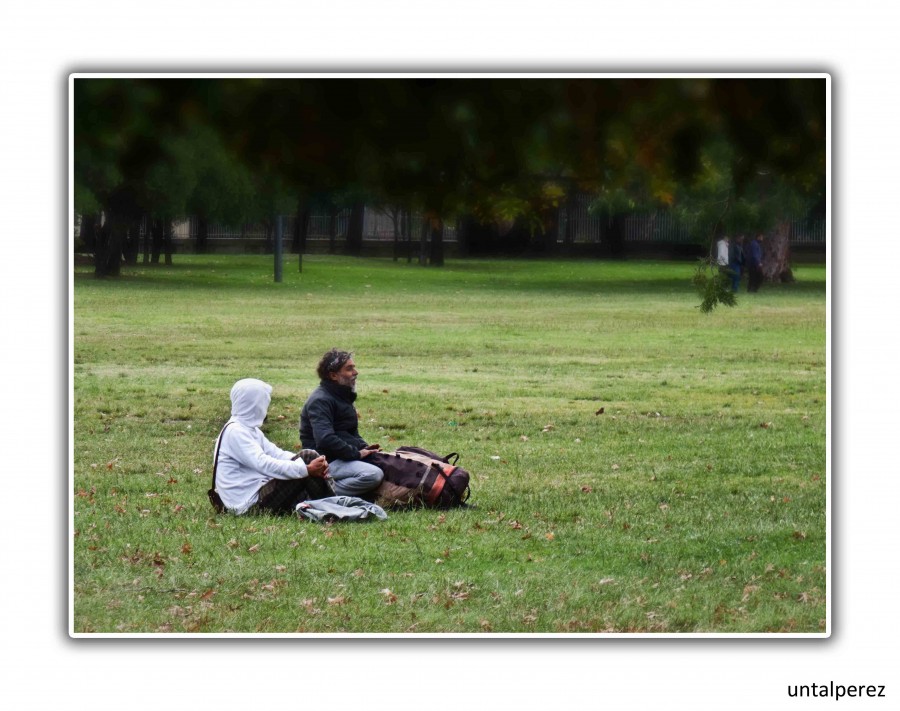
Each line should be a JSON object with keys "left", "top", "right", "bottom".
{"left": 248, "top": 544, "right": 260, "bottom": 553}
{"left": 545, "top": 532, "right": 555, "bottom": 541}
{"left": 327, "top": 596, "right": 347, "bottom": 606}
{"left": 581, "top": 486, "right": 593, "bottom": 493}
{"left": 595, "top": 408, "right": 605, "bottom": 415}
{"left": 380, "top": 589, "right": 398, "bottom": 604}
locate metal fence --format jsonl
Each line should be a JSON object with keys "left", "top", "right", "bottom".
{"left": 559, "top": 199, "right": 826, "bottom": 246}
{"left": 82, "top": 203, "right": 824, "bottom": 247}
{"left": 171, "top": 208, "right": 458, "bottom": 243}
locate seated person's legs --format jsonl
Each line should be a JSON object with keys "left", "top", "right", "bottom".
{"left": 254, "top": 478, "right": 310, "bottom": 515}
{"left": 328, "top": 459, "right": 384, "bottom": 496}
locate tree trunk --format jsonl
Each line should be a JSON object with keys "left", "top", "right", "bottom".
{"left": 80, "top": 213, "right": 98, "bottom": 252}
{"left": 196, "top": 216, "right": 209, "bottom": 254}
{"left": 94, "top": 212, "right": 124, "bottom": 278}
{"left": 540, "top": 206, "right": 560, "bottom": 253}
{"left": 328, "top": 207, "right": 338, "bottom": 254}
{"left": 122, "top": 217, "right": 141, "bottom": 265}
{"left": 429, "top": 215, "right": 445, "bottom": 267}
{"left": 392, "top": 207, "right": 401, "bottom": 262}
{"left": 346, "top": 203, "right": 365, "bottom": 256}
{"left": 455, "top": 215, "right": 469, "bottom": 257}
{"left": 419, "top": 215, "right": 429, "bottom": 266}
{"left": 150, "top": 219, "right": 163, "bottom": 264}
{"left": 163, "top": 218, "right": 174, "bottom": 266}
{"left": 762, "top": 222, "right": 794, "bottom": 283}
{"left": 405, "top": 209, "right": 413, "bottom": 263}
{"left": 142, "top": 216, "right": 151, "bottom": 264}
{"left": 601, "top": 214, "right": 626, "bottom": 258}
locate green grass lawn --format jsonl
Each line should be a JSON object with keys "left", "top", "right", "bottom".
{"left": 72, "top": 254, "right": 827, "bottom": 634}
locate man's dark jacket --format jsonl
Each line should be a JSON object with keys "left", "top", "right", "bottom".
{"left": 300, "top": 380, "right": 368, "bottom": 462}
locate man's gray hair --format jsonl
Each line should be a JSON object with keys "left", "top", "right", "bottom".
{"left": 317, "top": 348, "right": 353, "bottom": 381}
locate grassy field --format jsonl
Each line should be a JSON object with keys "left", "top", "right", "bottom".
{"left": 72, "top": 254, "right": 827, "bottom": 634}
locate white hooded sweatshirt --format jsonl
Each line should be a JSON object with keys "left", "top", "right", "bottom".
{"left": 213, "top": 378, "right": 308, "bottom": 514}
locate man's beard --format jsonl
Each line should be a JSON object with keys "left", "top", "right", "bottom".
{"left": 335, "top": 374, "right": 356, "bottom": 392}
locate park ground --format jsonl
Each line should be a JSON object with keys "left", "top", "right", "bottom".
{"left": 72, "top": 255, "right": 827, "bottom": 634}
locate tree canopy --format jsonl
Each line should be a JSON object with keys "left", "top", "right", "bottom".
{"left": 74, "top": 76, "right": 826, "bottom": 271}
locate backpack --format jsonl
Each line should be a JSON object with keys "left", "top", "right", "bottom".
{"left": 367, "top": 446, "right": 471, "bottom": 509}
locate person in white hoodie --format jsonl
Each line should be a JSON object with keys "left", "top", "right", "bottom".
{"left": 212, "top": 378, "right": 330, "bottom": 515}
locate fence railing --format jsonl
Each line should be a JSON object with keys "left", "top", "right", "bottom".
{"left": 82, "top": 203, "right": 825, "bottom": 248}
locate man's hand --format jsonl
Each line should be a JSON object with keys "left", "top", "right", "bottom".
{"left": 306, "top": 455, "right": 329, "bottom": 479}
{"left": 360, "top": 444, "right": 381, "bottom": 458}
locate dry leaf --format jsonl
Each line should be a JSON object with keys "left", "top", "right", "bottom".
{"left": 327, "top": 596, "right": 347, "bottom": 606}
{"left": 581, "top": 486, "right": 593, "bottom": 494}
{"left": 248, "top": 544, "right": 260, "bottom": 553}
{"left": 545, "top": 532, "right": 555, "bottom": 541}
{"left": 595, "top": 408, "right": 605, "bottom": 415}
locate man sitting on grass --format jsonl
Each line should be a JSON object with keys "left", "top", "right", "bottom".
{"left": 299, "top": 349, "right": 384, "bottom": 498}
{"left": 213, "top": 378, "right": 330, "bottom": 515}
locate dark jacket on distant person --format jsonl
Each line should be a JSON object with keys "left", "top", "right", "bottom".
{"left": 300, "top": 380, "right": 368, "bottom": 462}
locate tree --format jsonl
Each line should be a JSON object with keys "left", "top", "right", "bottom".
{"left": 75, "top": 77, "right": 825, "bottom": 278}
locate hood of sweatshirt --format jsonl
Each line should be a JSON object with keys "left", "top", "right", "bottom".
{"left": 229, "top": 378, "right": 272, "bottom": 428}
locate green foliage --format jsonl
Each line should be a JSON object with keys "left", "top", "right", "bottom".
{"left": 691, "top": 260, "right": 738, "bottom": 313}
{"left": 73, "top": 256, "right": 826, "bottom": 634}
{"left": 74, "top": 78, "right": 825, "bottom": 236}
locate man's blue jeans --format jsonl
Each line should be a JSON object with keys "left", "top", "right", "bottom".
{"left": 328, "top": 459, "right": 384, "bottom": 496}
{"left": 728, "top": 264, "right": 741, "bottom": 292}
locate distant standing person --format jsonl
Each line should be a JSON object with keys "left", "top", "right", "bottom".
{"left": 300, "top": 349, "right": 384, "bottom": 497}
{"left": 747, "top": 234, "right": 765, "bottom": 293}
{"left": 716, "top": 234, "right": 730, "bottom": 272}
{"left": 728, "top": 235, "right": 746, "bottom": 293}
